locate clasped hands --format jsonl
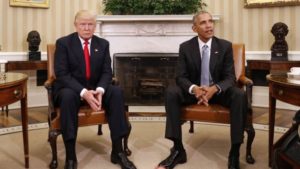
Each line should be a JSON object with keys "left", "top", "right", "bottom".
{"left": 192, "top": 85, "right": 218, "bottom": 106}
{"left": 82, "top": 90, "right": 103, "bottom": 111}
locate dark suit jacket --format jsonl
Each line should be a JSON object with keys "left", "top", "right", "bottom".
{"left": 53, "top": 32, "right": 112, "bottom": 95}
{"left": 176, "top": 36, "right": 236, "bottom": 94}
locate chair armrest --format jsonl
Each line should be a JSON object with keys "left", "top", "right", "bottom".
{"left": 238, "top": 76, "right": 253, "bottom": 110}
{"left": 112, "top": 77, "right": 119, "bottom": 85}
{"left": 44, "top": 76, "right": 55, "bottom": 89}
{"left": 238, "top": 76, "right": 253, "bottom": 87}
{"left": 44, "top": 76, "right": 56, "bottom": 123}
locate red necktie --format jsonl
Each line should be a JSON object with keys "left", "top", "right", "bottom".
{"left": 84, "top": 40, "right": 90, "bottom": 80}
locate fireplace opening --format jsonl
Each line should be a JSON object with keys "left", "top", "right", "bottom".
{"left": 113, "top": 53, "right": 178, "bottom": 106}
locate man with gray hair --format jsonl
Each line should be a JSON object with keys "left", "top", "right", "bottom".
{"left": 53, "top": 10, "right": 136, "bottom": 169}
{"left": 156, "top": 11, "right": 247, "bottom": 169}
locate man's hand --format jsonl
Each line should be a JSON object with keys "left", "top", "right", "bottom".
{"left": 192, "top": 86, "right": 205, "bottom": 99}
{"left": 82, "top": 90, "right": 101, "bottom": 111}
{"left": 200, "top": 85, "right": 219, "bottom": 106}
{"left": 192, "top": 86, "right": 207, "bottom": 105}
{"left": 95, "top": 90, "right": 103, "bottom": 111}
{"left": 193, "top": 85, "right": 219, "bottom": 106}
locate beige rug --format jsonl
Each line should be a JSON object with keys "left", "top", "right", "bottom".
{"left": 0, "top": 122, "right": 282, "bottom": 169}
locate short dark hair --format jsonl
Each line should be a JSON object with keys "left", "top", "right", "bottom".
{"left": 192, "top": 11, "right": 212, "bottom": 25}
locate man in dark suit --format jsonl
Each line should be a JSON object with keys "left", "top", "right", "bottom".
{"left": 54, "top": 10, "right": 136, "bottom": 169}
{"left": 156, "top": 11, "right": 247, "bottom": 169}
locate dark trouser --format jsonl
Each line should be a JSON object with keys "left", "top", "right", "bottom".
{"left": 165, "top": 85, "right": 247, "bottom": 144}
{"left": 55, "top": 85, "right": 129, "bottom": 142}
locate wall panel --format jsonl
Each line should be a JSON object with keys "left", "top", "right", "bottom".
{"left": 205, "top": 0, "right": 300, "bottom": 51}
{"left": 0, "top": 0, "right": 299, "bottom": 52}
{"left": 0, "top": 0, "right": 101, "bottom": 52}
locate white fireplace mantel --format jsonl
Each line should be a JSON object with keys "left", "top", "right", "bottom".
{"left": 95, "top": 14, "right": 220, "bottom": 55}
{"left": 95, "top": 14, "right": 220, "bottom": 37}
{"left": 96, "top": 14, "right": 220, "bottom": 22}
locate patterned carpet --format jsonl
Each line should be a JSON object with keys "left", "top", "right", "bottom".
{"left": 0, "top": 122, "right": 283, "bottom": 169}
{"left": 0, "top": 106, "right": 292, "bottom": 168}
{"left": 0, "top": 106, "right": 295, "bottom": 135}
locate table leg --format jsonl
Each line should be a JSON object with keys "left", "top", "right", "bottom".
{"left": 21, "top": 94, "right": 29, "bottom": 168}
{"left": 269, "top": 95, "right": 276, "bottom": 167}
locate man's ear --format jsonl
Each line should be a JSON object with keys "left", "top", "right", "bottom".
{"left": 192, "top": 25, "right": 197, "bottom": 33}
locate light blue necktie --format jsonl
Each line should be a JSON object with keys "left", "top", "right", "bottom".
{"left": 201, "top": 45, "right": 210, "bottom": 86}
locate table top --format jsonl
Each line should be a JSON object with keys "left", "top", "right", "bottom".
{"left": 6, "top": 60, "right": 47, "bottom": 71}
{"left": 0, "top": 72, "right": 28, "bottom": 88}
{"left": 267, "top": 74, "right": 300, "bottom": 88}
{"left": 248, "top": 60, "right": 300, "bottom": 63}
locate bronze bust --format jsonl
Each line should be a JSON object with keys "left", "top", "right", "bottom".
{"left": 27, "top": 30, "right": 41, "bottom": 60}
{"left": 271, "top": 22, "right": 289, "bottom": 61}
{"left": 27, "top": 30, "right": 41, "bottom": 52}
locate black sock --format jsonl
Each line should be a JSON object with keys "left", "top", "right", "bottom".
{"left": 173, "top": 138, "right": 184, "bottom": 152}
{"left": 230, "top": 143, "right": 241, "bottom": 157}
{"left": 64, "top": 139, "right": 76, "bottom": 161}
{"left": 112, "top": 137, "right": 123, "bottom": 154}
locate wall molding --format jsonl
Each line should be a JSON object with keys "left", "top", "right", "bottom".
{"left": 246, "top": 51, "right": 300, "bottom": 61}
{"left": 0, "top": 52, "right": 47, "bottom": 61}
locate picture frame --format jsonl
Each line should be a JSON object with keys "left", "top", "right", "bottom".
{"left": 244, "top": 0, "right": 300, "bottom": 8}
{"left": 9, "top": 0, "right": 50, "bottom": 8}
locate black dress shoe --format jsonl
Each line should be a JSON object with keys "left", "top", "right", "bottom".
{"left": 158, "top": 148, "right": 187, "bottom": 169}
{"left": 64, "top": 160, "right": 77, "bottom": 169}
{"left": 111, "top": 152, "right": 137, "bottom": 169}
{"left": 228, "top": 155, "right": 240, "bottom": 169}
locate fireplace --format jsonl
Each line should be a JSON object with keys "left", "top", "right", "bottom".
{"left": 113, "top": 53, "right": 178, "bottom": 105}
{"left": 96, "top": 15, "right": 219, "bottom": 109}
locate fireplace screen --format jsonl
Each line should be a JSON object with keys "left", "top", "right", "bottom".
{"left": 113, "top": 53, "right": 178, "bottom": 105}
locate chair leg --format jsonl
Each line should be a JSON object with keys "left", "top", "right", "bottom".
{"left": 97, "top": 124, "right": 103, "bottom": 135}
{"left": 189, "top": 121, "right": 194, "bottom": 133}
{"left": 48, "top": 129, "right": 60, "bottom": 169}
{"left": 5, "top": 105, "right": 8, "bottom": 117}
{"left": 245, "top": 123, "right": 255, "bottom": 164}
{"left": 1, "top": 106, "right": 9, "bottom": 116}
{"left": 123, "top": 122, "right": 132, "bottom": 156}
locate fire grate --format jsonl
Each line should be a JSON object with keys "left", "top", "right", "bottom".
{"left": 113, "top": 53, "right": 178, "bottom": 105}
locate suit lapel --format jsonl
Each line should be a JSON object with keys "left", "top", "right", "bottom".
{"left": 71, "top": 34, "right": 86, "bottom": 75}
{"left": 191, "top": 37, "right": 201, "bottom": 73}
{"left": 90, "top": 36, "right": 102, "bottom": 79}
{"left": 210, "top": 37, "right": 219, "bottom": 74}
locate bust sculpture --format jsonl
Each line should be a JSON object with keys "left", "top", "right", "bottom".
{"left": 271, "top": 22, "right": 289, "bottom": 61}
{"left": 27, "top": 30, "right": 41, "bottom": 60}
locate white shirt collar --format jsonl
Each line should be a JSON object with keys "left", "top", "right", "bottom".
{"left": 198, "top": 37, "right": 212, "bottom": 49}
{"left": 78, "top": 36, "right": 91, "bottom": 46}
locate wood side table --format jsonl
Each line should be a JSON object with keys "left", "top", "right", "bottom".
{"left": 6, "top": 60, "right": 47, "bottom": 86}
{"left": 5, "top": 60, "right": 47, "bottom": 71}
{"left": 247, "top": 60, "right": 300, "bottom": 86}
{"left": 0, "top": 72, "right": 29, "bottom": 168}
{"left": 267, "top": 74, "right": 300, "bottom": 167}
{"left": 2, "top": 61, "right": 47, "bottom": 115}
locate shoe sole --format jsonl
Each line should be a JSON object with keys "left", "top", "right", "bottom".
{"left": 159, "top": 156, "right": 187, "bottom": 169}
{"left": 111, "top": 156, "right": 118, "bottom": 164}
{"left": 111, "top": 156, "right": 132, "bottom": 169}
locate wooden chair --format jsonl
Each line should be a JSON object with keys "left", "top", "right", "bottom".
{"left": 181, "top": 43, "right": 255, "bottom": 164}
{"left": 45, "top": 44, "right": 131, "bottom": 169}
